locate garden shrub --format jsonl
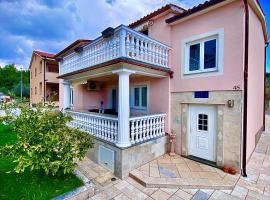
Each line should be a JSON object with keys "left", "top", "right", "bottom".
{"left": 0, "top": 102, "right": 94, "bottom": 175}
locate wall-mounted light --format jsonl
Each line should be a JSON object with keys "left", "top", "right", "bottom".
{"left": 227, "top": 100, "right": 234, "bottom": 108}
{"left": 148, "top": 20, "right": 154, "bottom": 26}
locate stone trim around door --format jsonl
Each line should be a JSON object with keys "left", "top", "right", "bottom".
{"left": 171, "top": 91, "right": 242, "bottom": 170}
{"left": 180, "top": 103, "right": 224, "bottom": 167}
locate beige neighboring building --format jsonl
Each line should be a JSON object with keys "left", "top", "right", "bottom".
{"left": 29, "top": 50, "right": 59, "bottom": 106}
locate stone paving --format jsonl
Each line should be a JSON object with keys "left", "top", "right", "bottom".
{"left": 129, "top": 154, "right": 239, "bottom": 189}
{"left": 70, "top": 116, "right": 270, "bottom": 200}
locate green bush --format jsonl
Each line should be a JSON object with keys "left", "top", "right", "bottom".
{"left": 0, "top": 102, "right": 94, "bottom": 175}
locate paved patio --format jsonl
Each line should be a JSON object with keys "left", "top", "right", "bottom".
{"left": 70, "top": 115, "right": 270, "bottom": 200}
{"left": 129, "top": 154, "right": 239, "bottom": 189}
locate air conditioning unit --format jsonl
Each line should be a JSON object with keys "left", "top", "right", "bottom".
{"left": 87, "top": 81, "right": 101, "bottom": 91}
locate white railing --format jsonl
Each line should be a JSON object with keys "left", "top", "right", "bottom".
{"left": 129, "top": 113, "right": 166, "bottom": 145}
{"left": 66, "top": 110, "right": 118, "bottom": 143}
{"left": 59, "top": 25, "right": 170, "bottom": 75}
{"left": 66, "top": 110, "right": 166, "bottom": 146}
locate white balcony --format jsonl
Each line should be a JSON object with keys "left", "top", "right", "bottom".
{"left": 66, "top": 110, "right": 166, "bottom": 146}
{"left": 59, "top": 25, "right": 170, "bottom": 76}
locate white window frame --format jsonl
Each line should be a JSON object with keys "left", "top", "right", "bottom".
{"left": 130, "top": 84, "right": 149, "bottom": 111}
{"left": 197, "top": 113, "right": 208, "bottom": 132}
{"left": 182, "top": 28, "right": 224, "bottom": 78}
{"left": 70, "top": 87, "right": 74, "bottom": 107}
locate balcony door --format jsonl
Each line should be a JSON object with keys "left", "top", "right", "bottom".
{"left": 109, "top": 88, "right": 118, "bottom": 112}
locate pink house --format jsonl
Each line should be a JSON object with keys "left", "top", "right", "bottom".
{"left": 55, "top": 0, "right": 268, "bottom": 178}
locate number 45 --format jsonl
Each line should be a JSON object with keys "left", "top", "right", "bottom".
{"left": 233, "top": 85, "right": 240, "bottom": 90}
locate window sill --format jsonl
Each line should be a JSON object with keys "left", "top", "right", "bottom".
{"left": 131, "top": 107, "right": 148, "bottom": 111}
{"left": 183, "top": 68, "right": 218, "bottom": 75}
{"left": 182, "top": 69, "right": 222, "bottom": 79}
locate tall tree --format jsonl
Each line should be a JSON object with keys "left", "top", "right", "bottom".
{"left": 0, "top": 64, "right": 30, "bottom": 97}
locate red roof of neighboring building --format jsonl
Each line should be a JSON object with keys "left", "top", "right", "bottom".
{"left": 28, "top": 50, "right": 56, "bottom": 69}
{"left": 129, "top": 4, "right": 185, "bottom": 28}
{"left": 33, "top": 50, "right": 55, "bottom": 59}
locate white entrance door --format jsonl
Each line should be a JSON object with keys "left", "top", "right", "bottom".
{"left": 189, "top": 105, "right": 216, "bottom": 162}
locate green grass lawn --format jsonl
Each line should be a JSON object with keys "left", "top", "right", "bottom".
{"left": 0, "top": 124, "right": 83, "bottom": 200}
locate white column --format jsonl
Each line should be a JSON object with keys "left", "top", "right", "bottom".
{"left": 63, "top": 81, "right": 71, "bottom": 110}
{"left": 119, "top": 27, "right": 126, "bottom": 57}
{"left": 113, "top": 69, "right": 135, "bottom": 148}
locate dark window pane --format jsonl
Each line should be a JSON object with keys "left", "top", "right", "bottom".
{"left": 134, "top": 88, "right": 140, "bottom": 106}
{"left": 141, "top": 87, "right": 147, "bottom": 107}
{"left": 204, "top": 39, "right": 216, "bottom": 69}
{"left": 198, "top": 114, "right": 208, "bottom": 131}
{"left": 112, "top": 89, "right": 117, "bottom": 110}
{"left": 70, "top": 88, "right": 74, "bottom": 105}
{"left": 189, "top": 43, "right": 200, "bottom": 71}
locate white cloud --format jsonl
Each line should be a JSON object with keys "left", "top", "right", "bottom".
{"left": 0, "top": 0, "right": 207, "bottom": 70}
{"left": 0, "top": 60, "right": 9, "bottom": 68}
{"left": 75, "top": 0, "right": 206, "bottom": 39}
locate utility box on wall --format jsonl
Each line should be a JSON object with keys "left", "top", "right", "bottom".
{"left": 98, "top": 145, "right": 115, "bottom": 172}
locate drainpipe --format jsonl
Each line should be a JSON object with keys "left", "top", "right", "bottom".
{"left": 263, "top": 42, "right": 269, "bottom": 131}
{"left": 242, "top": 0, "right": 249, "bottom": 177}
{"left": 44, "top": 57, "right": 47, "bottom": 105}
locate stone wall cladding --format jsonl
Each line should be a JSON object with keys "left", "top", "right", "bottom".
{"left": 86, "top": 136, "right": 168, "bottom": 179}
{"left": 171, "top": 91, "right": 242, "bottom": 169}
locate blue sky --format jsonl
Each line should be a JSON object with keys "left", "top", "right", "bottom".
{"left": 260, "top": 0, "right": 269, "bottom": 72}
{"left": 0, "top": 0, "right": 269, "bottom": 71}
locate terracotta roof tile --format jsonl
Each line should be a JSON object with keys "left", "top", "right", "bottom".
{"left": 166, "top": 0, "right": 266, "bottom": 24}
{"left": 29, "top": 50, "right": 56, "bottom": 69}
{"left": 129, "top": 4, "right": 185, "bottom": 28}
{"left": 166, "top": 0, "right": 227, "bottom": 24}
{"left": 33, "top": 50, "right": 55, "bottom": 58}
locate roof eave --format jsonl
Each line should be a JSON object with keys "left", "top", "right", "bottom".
{"left": 165, "top": 0, "right": 230, "bottom": 24}
{"left": 129, "top": 4, "right": 185, "bottom": 29}
{"left": 54, "top": 40, "right": 92, "bottom": 58}
{"left": 165, "top": 0, "right": 268, "bottom": 43}
{"left": 248, "top": 0, "right": 268, "bottom": 43}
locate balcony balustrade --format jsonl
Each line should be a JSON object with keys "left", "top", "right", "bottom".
{"left": 66, "top": 110, "right": 166, "bottom": 146}
{"left": 59, "top": 25, "right": 170, "bottom": 76}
